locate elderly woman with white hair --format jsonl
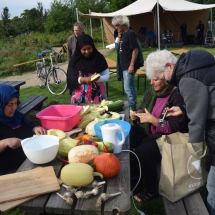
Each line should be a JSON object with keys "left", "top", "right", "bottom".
{"left": 145, "top": 49, "right": 215, "bottom": 215}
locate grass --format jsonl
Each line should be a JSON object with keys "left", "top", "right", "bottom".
{"left": 2, "top": 45, "right": 213, "bottom": 215}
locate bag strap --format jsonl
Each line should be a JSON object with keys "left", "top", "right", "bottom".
{"left": 186, "top": 142, "right": 207, "bottom": 159}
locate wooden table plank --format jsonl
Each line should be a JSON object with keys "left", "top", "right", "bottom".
{"left": 183, "top": 191, "right": 209, "bottom": 215}
{"left": 104, "top": 152, "right": 130, "bottom": 215}
{"left": 74, "top": 180, "right": 105, "bottom": 215}
{"left": 163, "top": 197, "right": 187, "bottom": 215}
{"left": 18, "top": 159, "right": 64, "bottom": 213}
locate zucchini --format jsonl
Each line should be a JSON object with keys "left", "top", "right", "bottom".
{"left": 104, "top": 100, "right": 124, "bottom": 111}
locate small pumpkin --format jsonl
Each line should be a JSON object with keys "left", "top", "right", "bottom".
{"left": 93, "top": 153, "right": 121, "bottom": 178}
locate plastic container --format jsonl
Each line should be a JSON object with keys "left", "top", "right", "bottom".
{"left": 36, "top": 105, "right": 83, "bottom": 131}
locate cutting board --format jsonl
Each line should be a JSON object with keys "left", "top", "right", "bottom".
{"left": 0, "top": 173, "right": 62, "bottom": 212}
{"left": 0, "top": 166, "right": 60, "bottom": 204}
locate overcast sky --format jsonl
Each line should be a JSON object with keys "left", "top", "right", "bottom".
{"left": 0, "top": 0, "right": 53, "bottom": 18}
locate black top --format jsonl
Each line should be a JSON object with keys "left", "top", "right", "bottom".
{"left": 0, "top": 119, "right": 36, "bottom": 175}
{"left": 119, "top": 29, "right": 139, "bottom": 71}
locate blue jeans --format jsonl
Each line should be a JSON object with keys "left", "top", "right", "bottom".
{"left": 205, "top": 121, "right": 215, "bottom": 215}
{"left": 207, "top": 166, "right": 215, "bottom": 215}
{"left": 123, "top": 70, "right": 137, "bottom": 111}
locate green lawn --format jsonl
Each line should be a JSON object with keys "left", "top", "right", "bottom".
{"left": 2, "top": 45, "right": 213, "bottom": 215}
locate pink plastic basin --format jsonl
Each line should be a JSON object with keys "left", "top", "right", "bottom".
{"left": 36, "top": 105, "right": 83, "bottom": 131}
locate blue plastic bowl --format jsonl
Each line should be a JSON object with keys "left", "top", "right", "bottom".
{"left": 94, "top": 119, "right": 131, "bottom": 141}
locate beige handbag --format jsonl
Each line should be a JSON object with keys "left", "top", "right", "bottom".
{"left": 156, "top": 132, "right": 207, "bottom": 202}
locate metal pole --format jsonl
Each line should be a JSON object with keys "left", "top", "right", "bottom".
{"left": 100, "top": 17, "right": 105, "bottom": 49}
{"left": 76, "top": 8, "right": 79, "bottom": 21}
{"left": 157, "top": 0, "right": 160, "bottom": 50}
{"left": 89, "top": 10, "right": 93, "bottom": 38}
{"left": 210, "top": 8, "right": 212, "bottom": 32}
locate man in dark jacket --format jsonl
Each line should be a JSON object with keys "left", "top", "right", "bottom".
{"left": 145, "top": 49, "right": 215, "bottom": 215}
{"left": 67, "top": 21, "right": 85, "bottom": 62}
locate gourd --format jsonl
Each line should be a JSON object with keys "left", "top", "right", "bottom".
{"left": 58, "top": 138, "right": 79, "bottom": 157}
{"left": 47, "top": 129, "right": 66, "bottom": 140}
{"left": 85, "top": 121, "right": 98, "bottom": 136}
{"left": 104, "top": 100, "right": 124, "bottom": 112}
{"left": 68, "top": 145, "right": 99, "bottom": 163}
{"left": 60, "top": 163, "right": 103, "bottom": 187}
{"left": 93, "top": 153, "right": 121, "bottom": 178}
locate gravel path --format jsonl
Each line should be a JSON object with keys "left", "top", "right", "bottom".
{"left": 0, "top": 49, "right": 113, "bottom": 89}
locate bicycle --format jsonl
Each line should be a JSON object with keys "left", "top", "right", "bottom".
{"left": 36, "top": 50, "right": 67, "bottom": 95}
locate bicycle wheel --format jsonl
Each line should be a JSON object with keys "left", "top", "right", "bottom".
{"left": 47, "top": 68, "right": 67, "bottom": 95}
{"left": 36, "top": 62, "right": 46, "bottom": 88}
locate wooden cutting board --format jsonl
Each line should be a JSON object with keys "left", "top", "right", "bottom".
{"left": 0, "top": 166, "right": 60, "bottom": 204}
{"left": 0, "top": 174, "right": 62, "bottom": 212}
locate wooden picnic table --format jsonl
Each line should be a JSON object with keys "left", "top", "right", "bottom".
{"left": 16, "top": 101, "right": 130, "bottom": 215}
{"left": 105, "top": 58, "right": 116, "bottom": 70}
{"left": 170, "top": 49, "right": 188, "bottom": 55}
{"left": 0, "top": 81, "right": 26, "bottom": 92}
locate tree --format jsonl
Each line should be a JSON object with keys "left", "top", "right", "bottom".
{"left": 104, "top": 0, "right": 133, "bottom": 12}
{"left": 1, "top": 7, "right": 11, "bottom": 36}
{"left": 20, "top": 2, "right": 47, "bottom": 33}
{"left": 44, "top": 0, "right": 76, "bottom": 33}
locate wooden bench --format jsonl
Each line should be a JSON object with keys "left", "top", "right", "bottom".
{"left": 157, "top": 163, "right": 209, "bottom": 215}
{"left": 13, "top": 47, "right": 65, "bottom": 75}
{"left": 17, "top": 96, "right": 48, "bottom": 115}
{"left": 13, "top": 57, "right": 49, "bottom": 76}
{"left": 136, "top": 70, "right": 146, "bottom": 91}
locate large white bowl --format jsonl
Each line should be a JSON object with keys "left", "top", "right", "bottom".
{"left": 21, "top": 135, "right": 59, "bottom": 164}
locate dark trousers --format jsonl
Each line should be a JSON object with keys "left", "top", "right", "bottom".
{"left": 197, "top": 32, "right": 204, "bottom": 45}
{"left": 130, "top": 125, "right": 162, "bottom": 193}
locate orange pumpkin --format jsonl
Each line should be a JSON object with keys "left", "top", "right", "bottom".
{"left": 93, "top": 153, "right": 121, "bottom": 178}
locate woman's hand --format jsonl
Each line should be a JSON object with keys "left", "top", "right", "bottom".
{"left": 33, "top": 126, "right": 47, "bottom": 135}
{"left": 136, "top": 108, "right": 159, "bottom": 126}
{"left": 5, "top": 138, "right": 22, "bottom": 149}
{"left": 166, "top": 106, "right": 183, "bottom": 116}
{"left": 130, "top": 111, "right": 138, "bottom": 120}
{"left": 81, "top": 77, "right": 91, "bottom": 85}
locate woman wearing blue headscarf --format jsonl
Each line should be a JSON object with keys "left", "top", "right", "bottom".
{"left": 0, "top": 85, "right": 46, "bottom": 175}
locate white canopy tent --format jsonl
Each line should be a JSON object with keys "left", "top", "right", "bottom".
{"left": 79, "top": 0, "right": 215, "bottom": 49}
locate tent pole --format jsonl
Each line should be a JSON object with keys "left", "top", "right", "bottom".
{"left": 89, "top": 10, "right": 93, "bottom": 38}
{"left": 76, "top": 8, "right": 79, "bottom": 21}
{"left": 100, "top": 17, "right": 105, "bottom": 49}
{"left": 210, "top": 8, "right": 212, "bottom": 32}
{"left": 157, "top": 0, "right": 160, "bottom": 50}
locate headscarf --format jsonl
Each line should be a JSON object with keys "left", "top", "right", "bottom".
{"left": 67, "top": 34, "right": 108, "bottom": 94}
{"left": 138, "top": 84, "right": 174, "bottom": 133}
{"left": 0, "top": 85, "right": 22, "bottom": 127}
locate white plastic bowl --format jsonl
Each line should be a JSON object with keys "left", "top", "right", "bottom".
{"left": 21, "top": 135, "right": 59, "bottom": 164}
